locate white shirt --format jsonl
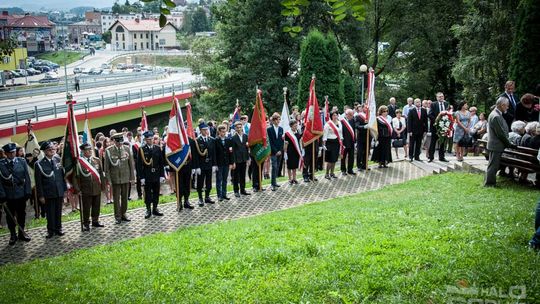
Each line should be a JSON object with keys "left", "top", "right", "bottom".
{"left": 323, "top": 121, "right": 343, "bottom": 141}
{"left": 392, "top": 117, "right": 406, "bottom": 130}
{"left": 403, "top": 105, "right": 414, "bottom": 117}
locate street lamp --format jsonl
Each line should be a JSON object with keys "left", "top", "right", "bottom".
{"left": 360, "top": 64, "right": 368, "bottom": 104}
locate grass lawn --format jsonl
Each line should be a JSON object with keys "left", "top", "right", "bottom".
{"left": 0, "top": 172, "right": 538, "bottom": 303}
{"left": 35, "top": 51, "right": 86, "bottom": 66}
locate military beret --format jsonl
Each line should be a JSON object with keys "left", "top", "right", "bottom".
{"left": 40, "top": 141, "right": 54, "bottom": 151}
{"left": 79, "top": 143, "right": 92, "bottom": 150}
{"left": 2, "top": 143, "right": 16, "bottom": 153}
{"left": 143, "top": 130, "right": 154, "bottom": 138}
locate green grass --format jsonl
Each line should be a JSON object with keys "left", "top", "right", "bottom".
{"left": 0, "top": 172, "right": 538, "bottom": 303}
{"left": 35, "top": 51, "right": 86, "bottom": 66}
{"left": 111, "top": 55, "right": 189, "bottom": 68}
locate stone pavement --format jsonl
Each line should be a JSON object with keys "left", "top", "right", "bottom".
{"left": 0, "top": 160, "right": 428, "bottom": 265}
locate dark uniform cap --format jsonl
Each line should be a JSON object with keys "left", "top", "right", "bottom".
{"left": 143, "top": 130, "right": 154, "bottom": 138}
{"left": 2, "top": 143, "right": 17, "bottom": 153}
{"left": 40, "top": 141, "right": 54, "bottom": 151}
{"left": 111, "top": 133, "right": 124, "bottom": 142}
{"left": 199, "top": 122, "right": 209, "bottom": 130}
{"left": 79, "top": 143, "right": 92, "bottom": 150}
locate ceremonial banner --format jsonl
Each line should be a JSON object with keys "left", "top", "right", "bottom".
{"left": 61, "top": 99, "right": 80, "bottom": 183}
{"left": 248, "top": 90, "right": 271, "bottom": 165}
{"left": 301, "top": 77, "right": 323, "bottom": 146}
{"left": 165, "top": 97, "right": 191, "bottom": 171}
{"left": 366, "top": 69, "right": 378, "bottom": 138}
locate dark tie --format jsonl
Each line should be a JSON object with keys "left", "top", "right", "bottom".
{"left": 440, "top": 102, "right": 444, "bottom": 111}
{"left": 7, "top": 160, "right": 13, "bottom": 171}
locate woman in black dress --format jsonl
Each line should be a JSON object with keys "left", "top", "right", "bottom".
{"left": 322, "top": 111, "right": 343, "bottom": 179}
{"left": 371, "top": 105, "right": 393, "bottom": 168}
{"left": 283, "top": 120, "right": 303, "bottom": 185}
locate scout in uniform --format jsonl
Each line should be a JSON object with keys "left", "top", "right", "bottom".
{"left": 104, "top": 133, "right": 135, "bottom": 224}
{"left": 136, "top": 131, "right": 165, "bottom": 219}
{"left": 74, "top": 143, "right": 105, "bottom": 231}
{"left": 0, "top": 143, "right": 32, "bottom": 245}
{"left": 35, "top": 141, "right": 67, "bottom": 238}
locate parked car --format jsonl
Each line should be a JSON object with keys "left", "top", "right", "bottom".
{"left": 116, "top": 63, "right": 127, "bottom": 70}
{"left": 14, "top": 69, "right": 28, "bottom": 77}
{"left": 26, "top": 68, "right": 40, "bottom": 75}
{"left": 100, "top": 63, "right": 111, "bottom": 69}
{"left": 34, "top": 65, "right": 51, "bottom": 73}
{"left": 101, "top": 69, "right": 113, "bottom": 75}
{"left": 88, "top": 68, "right": 102, "bottom": 75}
{"left": 39, "top": 72, "right": 59, "bottom": 83}
{"left": 10, "top": 70, "right": 23, "bottom": 78}
{"left": 73, "top": 67, "right": 85, "bottom": 74}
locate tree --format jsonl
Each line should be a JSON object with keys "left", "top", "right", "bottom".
{"left": 509, "top": 0, "right": 540, "bottom": 94}
{"left": 322, "top": 33, "right": 344, "bottom": 108}
{"left": 112, "top": 1, "right": 122, "bottom": 14}
{"left": 297, "top": 30, "right": 328, "bottom": 106}
{"left": 191, "top": 7, "right": 210, "bottom": 33}
{"left": 102, "top": 31, "right": 112, "bottom": 44}
{"left": 144, "top": 1, "right": 161, "bottom": 13}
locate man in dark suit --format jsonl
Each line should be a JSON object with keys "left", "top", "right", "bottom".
{"left": 267, "top": 113, "right": 284, "bottom": 191}
{"left": 485, "top": 97, "right": 514, "bottom": 187}
{"left": 354, "top": 107, "right": 370, "bottom": 171}
{"left": 192, "top": 123, "right": 217, "bottom": 206}
{"left": 428, "top": 92, "right": 449, "bottom": 162}
{"left": 387, "top": 97, "right": 397, "bottom": 118}
{"left": 0, "top": 143, "right": 32, "bottom": 245}
{"left": 215, "top": 124, "right": 233, "bottom": 201}
{"left": 407, "top": 98, "right": 428, "bottom": 161}
{"left": 136, "top": 131, "right": 165, "bottom": 219}
{"left": 500, "top": 80, "right": 519, "bottom": 129}
{"left": 340, "top": 109, "right": 356, "bottom": 175}
{"left": 35, "top": 141, "right": 67, "bottom": 239}
{"left": 231, "top": 121, "right": 250, "bottom": 197}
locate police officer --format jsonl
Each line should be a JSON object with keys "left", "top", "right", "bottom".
{"left": 136, "top": 131, "right": 165, "bottom": 219}
{"left": 74, "top": 143, "right": 105, "bottom": 231}
{"left": 104, "top": 133, "right": 135, "bottom": 224}
{"left": 0, "top": 143, "right": 32, "bottom": 245}
{"left": 35, "top": 141, "right": 67, "bottom": 238}
{"left": 192, "top": 123, "right": 217, "bottom": 207}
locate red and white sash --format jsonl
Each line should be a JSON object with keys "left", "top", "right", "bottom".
{"left": 357, "top": 112, "right": 367, "bottom": 121}
{"left": 340, "top": 118, "right": 355, "bottom": 141}
{"left": 377, "top": 116, "right": 393, "bottom": 135}
{"left": 78, "top": 157, "right": 101, "bottom": 185}
{"left": 327, "top": 120, "right": 344, "bottom": 156}
{"left": 285, "top": 130, "right": 304, "bottom": 169}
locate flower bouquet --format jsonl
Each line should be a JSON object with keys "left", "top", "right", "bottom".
{"left": 435, "top": 112, "right": 454, "bottom": 143}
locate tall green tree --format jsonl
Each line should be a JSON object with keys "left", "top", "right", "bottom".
{"left": 509, "top": 0, "right": 540, "bottom": 94}
{"left": 191, "top": 7, "right": 210, "bottom": 33}
{"left": 322, "top": 33, "right": 344, "bottom": 108}
{"left": 297, "top": 30, "right": 328, "bottom": 106}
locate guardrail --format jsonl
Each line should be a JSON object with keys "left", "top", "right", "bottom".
{"left": 0, "top": 72, "right": 167, "bottom": 100}
{"left": 0, "top": 81, "right": 201, "bottom": 126}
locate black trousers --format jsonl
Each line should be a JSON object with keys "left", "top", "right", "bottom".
{"left": 428, "top": 131, "right": 446, "bottom": 160}
{"left": 5, "top": 198, "right": 27, "bottom": 233}
{"left": 340, "top": 146, "right": 355, "bottom": 173}
{"left": 178, "top": 166, "right": 192, "bottom": 202}
{"left": 252, "top": 162, "right": 262, "bottom": 189}
{"left": 144, "top": 181, "right": 160, "bottom": 209}
{"left": 356, "top": 138, "right": 370, "bottom": 169}
{"left": 196, "top": 168, "right": 212, "bottom": 200}
{"left": 81, "top": 194, "right": 100, "bottom": 224}
{"left": 409, "top": 133, "right": 423, "bottom": 160}
{"left": 45, "top": 197, "right": 63, "bottom": 233}
{"left": 303, "top": 142, "right": 318, "bottom": 179}
{"left": 233, "top": 162, "right": 247, "bottom": 193}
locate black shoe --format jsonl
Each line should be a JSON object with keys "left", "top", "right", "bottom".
{"left": 223, "top": 196, "right": 231, "bottom": 200}
{"left": 115, "top": 219, "right": 122, "bottom": 224}
{"left": 254, "top": 188, "right": 265, "bottom": 192}
{"left": 312, "top": 178, "right": 318, "bottom": 182}
{"left": 9, "top": 234, "right": 17, "bottom": 245}
{"left": 415, "top": 158, "right": 421, "bottom": 161}
{"left": 427, "top": 159, "right": 434, "bottom": 163}
{"left": 18, "top": 230, "right": 31, "bottom": 242}
{"left": 152, "top": 208, "right": 164, "bottom": 216}
{"left": 293, "top": 179, "right": 299, "bottom": 184}
{"left": 347, "top": 171, "right": 356, "bottom": 176}
{"left": 529, "top": 241, "right": 540, "bottom": 250}
{"left": 205, "top": 198, "right": 216, "bottom": 204}
{"left": 121, "top": 217, "right": 131, "bottom": 222}
{"left": 439, "top": 158, "right": 449, "bottom": 162}
{"left": 271, "top": 186, "right": 276, "bottom": 191}
{"left": 45, "top": 232, "right": 54, "bottom": 239}
{"left": 183, "top": 202, "right": 194, "bottom": 209}
{"left": 325, "top": 174, "right": 331, "bottom": 180}
{"left": 82, "top": 224, "right": 90, "bottom": 232}
{"left": 240, "top": 191, "right": 250, "bottom": 195}
{"left": 342, "top": 171, "right": 348, "bottom": 176}
{"left": 303, "top": 178, "right": 310, "bottom": 183}
{"left": 92, "top": 222, "right": 105, "bottom": 228}
{"left": 330, "top": 174, "right": 338, "bottom": 179}
{"left": 145, "top": 210, "right": 152, "bottom": 219}
{"left": 234, "top": 192, "right": 241, "bottom": 198}
{"left": 198, "top": 200, "right": 204, "bottom": 207}
{"left": 409, "top": 159, "right": 414, "bottom": 162}
{"left": 55, "top": 231, "right": 65, "bottom": 236}
{"left": 274, "top": 184, "right": 280, "bottom": 188}
{"left": 218, "top": 197, "right": 224, "bottom": 202}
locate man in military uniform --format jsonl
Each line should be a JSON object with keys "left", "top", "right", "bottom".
{"left": 174, "top": 137, "right": 196, "bottom": 210}
{"left": 136, "top": 131, "right": 165, "bottom": 219}
{"left": 35, "top": 141, "right": 67, "bottom": 238}
{"left": 104, "top": 133, "right": 135, "bottom": 224}
{"left": 74, "top": 143, "right": 105, "bottom": 231}
{"left": 192, "top": 123, "right": 217, "bottom": 207}
{"left": 0, "top": 143, "right": 32, "bottom": 245}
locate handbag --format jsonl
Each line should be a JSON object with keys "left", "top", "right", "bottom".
{"left": 392, "top": 139, "right": 404, "bottom": 148}
{"left": 458, "top": 134, "right": 473, "bottom": 147}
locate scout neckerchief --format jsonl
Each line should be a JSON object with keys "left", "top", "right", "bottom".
{"left": 78, "top": 157, "right": 101, "bottom": 184}
{"left": 340, "top": 118, "right": 355, "bottom": 141}
{"left": 327, "top": 120, "right": 344, "bottom": 156}
{"left": 284, "top": 130, "right": 304, "bottom": 169}
{"left": 377, "top": 115, "right": 393, "bottom": 135}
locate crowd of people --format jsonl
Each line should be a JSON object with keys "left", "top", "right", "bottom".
{"left": 1, "top": 79, "right": 539, "bottom": 249}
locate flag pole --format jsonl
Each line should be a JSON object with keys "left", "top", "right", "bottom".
{"left": 175, "top": 170, "right": 181, "bottom": 211}
{"left": 67, "top": 93, "right": 84, "bottom": 232}
{"left": 258, "top": 162, "right": 262, "bottom": 191}
{"left": 282, "top": 87, "right": 287, "bottom": 177}
{"left": 365, "top": 130, "right": 369, "bottom": 171}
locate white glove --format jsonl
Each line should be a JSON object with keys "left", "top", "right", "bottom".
{"left": 140, "top": 178, "right": 145, "bottom": 186}
{"left": 321, "top": 145, "right": 327, "bottom": 151}
{"left": 160, "top": 177, "right": 165, "bottom": 183}
{"left": 191, "top": 169, "right": 196, "bottom": 177}
{"left": 284, "top": 153, "right": 288, "bottom": 160}
{"left": 212, "top": 166, "right": 218, "bottom": 173}
{"left": 363, "top": 125, "right": 368, "bottom": 129}
{"left": 195, "top": 168, "right": 201, "bottom": 175}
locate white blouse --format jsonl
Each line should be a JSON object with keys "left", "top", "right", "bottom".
{"left": 323, "top": 121, "right": 343, "bottom": 141}
{"left": 392, "top": 117, "right": 406, "bottom": 130}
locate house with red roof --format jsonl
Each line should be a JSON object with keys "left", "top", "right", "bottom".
{"left": 109, "top": 18, "right": 178, "bottom": 51}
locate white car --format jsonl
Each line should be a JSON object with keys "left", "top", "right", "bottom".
{"left": 39, "top": 72, "right": 59, "bottom": 83}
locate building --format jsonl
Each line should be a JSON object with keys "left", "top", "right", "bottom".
{"left": 67, "top": 20, "right": 102, "bottom": 44}
{"left": 101, "top": 12, "right": 183, "bottom": 33}
{"left": 109, "top": 19, "right": 178, "bottom": 51}
{"left": 0, "top": 48, "right": 28, "bottom": 70}
{"left": 2, "top": 13, "right": 56, "bottom": 54}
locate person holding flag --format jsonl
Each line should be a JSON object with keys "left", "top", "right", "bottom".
{"left": 137, "top": 131, "right": 166, "bottom": 219}
{"left": 73, "top": 143, "right": 104, "bottom": 231}
{"left": 283, "top": 120, "right": 303, "bottom": 185}
{"left": 248, "top": 89, "right": 271, "bottom": 192}
{"left": 371, "top": 106, "right": 393, "bottom": 168}
{"left": 301, "top": 76, "right": 323, "bottom": 182}
{"left": 192, "top": 123, "right": 217, "bottom": 207}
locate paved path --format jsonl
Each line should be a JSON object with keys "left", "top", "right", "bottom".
{"left": 0, "top": 160, "right": 428, "bottom": 265}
